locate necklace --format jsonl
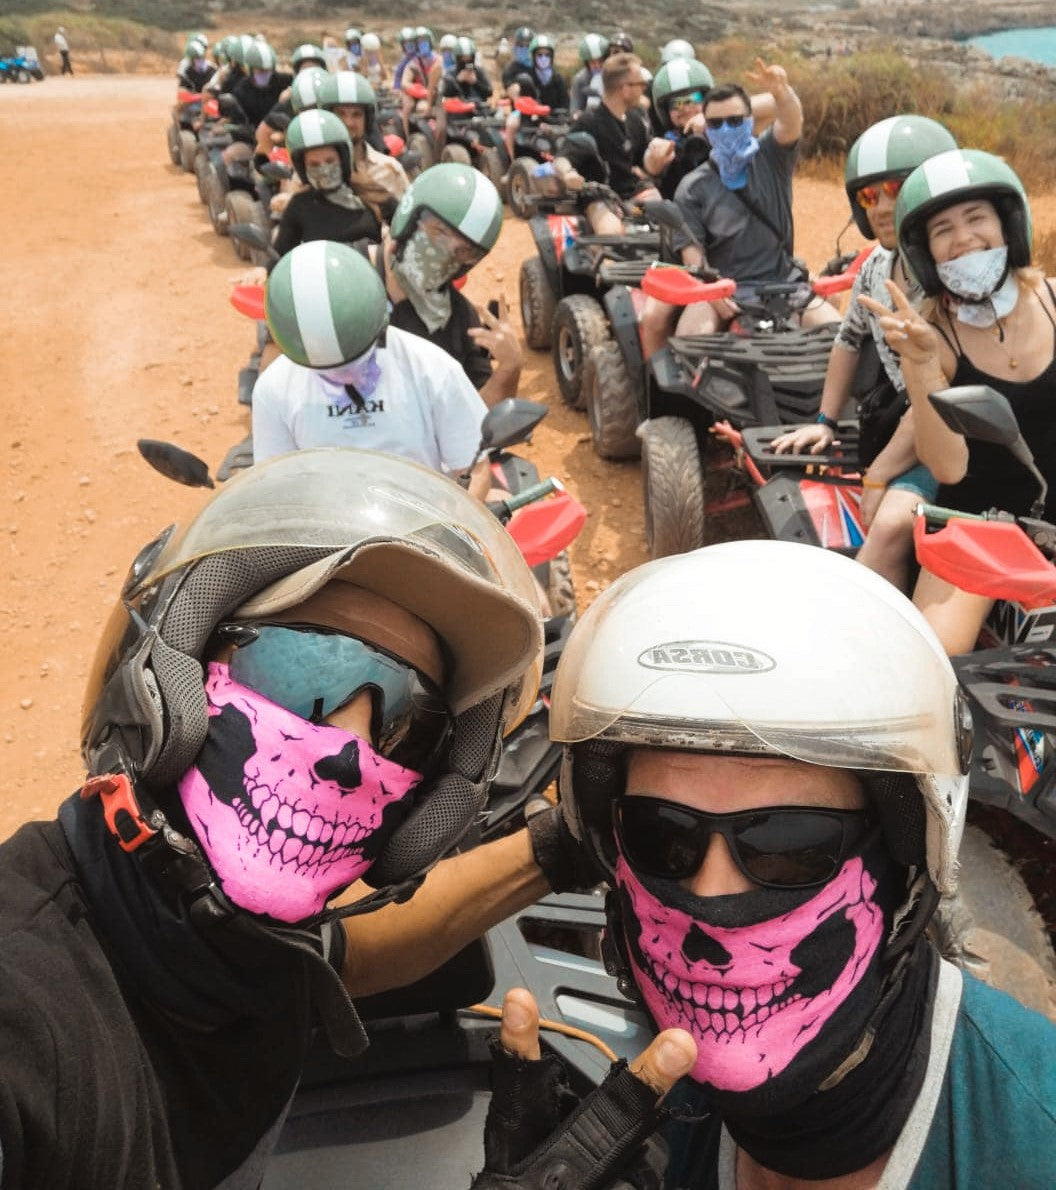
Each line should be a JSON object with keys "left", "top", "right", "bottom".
{"left": 993, "top": 312, "right": 1019, "bottom": 369}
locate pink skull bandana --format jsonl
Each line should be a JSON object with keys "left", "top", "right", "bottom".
{"left": 615, "top": 850, "right": 885, "bottom": 1092}
{"left": 178, "top": 663, "right": 422, "bottom": 923}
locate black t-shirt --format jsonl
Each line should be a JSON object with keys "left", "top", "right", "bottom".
{"left": 575, "top": 102, "right": 649, "bottom": 199}
{"left": 534, "top": 70, "right": 570, "bottom": 112}
{"left": 439, "top": 67, "right": 493, "bottom": 104}
{"left": 274, "top": 188, "right": 382, "bottom": 259}
{"left": 231, "top": 71, "right": 293, "bottom": 129}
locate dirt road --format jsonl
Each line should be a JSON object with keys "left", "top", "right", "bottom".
{"left": 0, "top": 76, "right": 861, "bottom": 836}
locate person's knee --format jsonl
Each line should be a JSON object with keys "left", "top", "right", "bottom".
{"left": 677, "top": 302, "right": 719, "bottom": 336}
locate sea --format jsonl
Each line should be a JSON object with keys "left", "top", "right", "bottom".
{"left": 968, "top": 27, "right": 1056, "bottom": 67}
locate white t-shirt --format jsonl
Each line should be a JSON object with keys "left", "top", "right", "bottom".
{"left": 54, "top": 31, "right": 69, "bottom": 52}
{"left": 252, "top": 325, "right": 488, "bottom": 474}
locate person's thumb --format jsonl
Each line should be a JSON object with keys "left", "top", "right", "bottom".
{"left": 628, "top": 1027, "right": 697, "bottom": 1096}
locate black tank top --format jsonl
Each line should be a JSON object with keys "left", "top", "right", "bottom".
{"left": 936, "top": 282, "right": 1056, "bottom": 521}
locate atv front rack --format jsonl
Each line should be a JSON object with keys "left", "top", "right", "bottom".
{"left": 740, "top": 422, "right": 862, "bottom": 473}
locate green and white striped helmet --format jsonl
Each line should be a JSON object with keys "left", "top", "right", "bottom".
{"left": 290, "top": 67, "right": 328, "bottom": 114}
{"left": 391, "top": 163, "right": 503, "bottom": 265}
{"left": 895, "top": 148, "right": 1032, "bottom": 296}
{"left": 285, "top": 109, "right": 353, "bottom": 184}
{"left": 529, "top": 34, "right": 556, "bottom": 57}
{"left": 227, "top": 35, "right": 255, "bottom": 66}
{"left": 844, "top": 115, "right": 957, "bottom": 238}
{"left": 185, "top": 37, "right": 208, "bottom": 58}
{"left": 453, "top": 36, "right": 477, "bottom": 65}
{"left": 266, "top": 241, "right": 388, "bottom": 368}
{"left": 291, "top": 43, "right": 326, "bottom": 71}
{"left": 652, "top": 58, "right": 713, "bottom": 129}
{"left": 245, "top": 42, "right": 277, "bottom": 72}
{"left": 318, "top": 70, "right": 377, "bottom": 110}
{"left": 579, "top": 34, "right": 609, "bottom": 64}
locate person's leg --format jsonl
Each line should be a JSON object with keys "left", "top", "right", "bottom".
{"left": 585, "top": 199, "right": 623, "bottom": 237}
{"left": 913, "top": 568, "right": 993, "bottom": 656}
{"left": 675, "top": 299, "right": 722, "bottom": 336}
{"left": 639, "top": 296, "right": 680, "bottom": 361}
{"left": 799, "top": 297, "right": 841, "bottom": 327}
{"left": 855, "top": 486, "right": 920, "bottom": 593}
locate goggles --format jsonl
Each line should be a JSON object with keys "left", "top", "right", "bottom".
{"left": 219, "top": 622, "right": 453, "bottom": 775}
{"left": 856, "top": 178, "right": 903, "bottom": 209}
{"left": 670, "top": 93, "right": 703, "bottom": 110}
{"left": 705, "top": 114, "right": 747, "bottom": 130}
{"left": 613, "top": 796, "right": 875, "bottom": 890}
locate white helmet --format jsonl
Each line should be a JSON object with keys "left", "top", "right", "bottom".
{"left": 551, "top": 541, "right": 970, "bottom": 900}
{"left": 660, "top": 38, "right": 696, "bottom": 63}
{"left": 362, "top": 32, "right": 381, "bottom": 53}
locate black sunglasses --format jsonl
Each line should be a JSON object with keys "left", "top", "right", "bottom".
{"left": 613, "top": 796, "right": 875, "bottom": 890}
{"left": 705, "top": 114, "right": 747, "bottom": 130}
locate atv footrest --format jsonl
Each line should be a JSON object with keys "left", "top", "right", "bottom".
{"left": 741, "top": 422, "right": 861, "bottom": 472}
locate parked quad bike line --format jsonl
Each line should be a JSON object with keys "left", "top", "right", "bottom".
{"left": 0, "top": 77, "right": 1052, "bottom": 1017}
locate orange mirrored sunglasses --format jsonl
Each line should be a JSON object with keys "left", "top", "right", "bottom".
{"left": 856, "top": 178, "right": 903, "bottom": 209}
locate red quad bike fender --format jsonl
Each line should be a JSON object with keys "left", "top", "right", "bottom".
{"left": 914, "top": 516, "right": 1056, "bottom": 610}
{"left": 443, "top": 98, "right": 476, "bottom": 115}
{"left": 515, "top": 96, "right": 551, "bottom": 118}
{"left": 546, "top": 213, "right": 586, "bottom": 267}
{"left": 230, "top": 284, "right": 266, "bottom": 322}
{"left": 384, "top": 133, "right": 406, "bottom": 156}
{"left": 177, "top": 89, "right": 203, "bottom": 105}
{"left": 506, "top": 490, "right": 588, "bottom": 567}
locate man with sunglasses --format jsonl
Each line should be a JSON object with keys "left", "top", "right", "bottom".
{"left": 0, "top": 447, "right": 582, "bottom": 1187}
{"left": 471, "top": 541, "right": 1055, "bottom": 1188}
{"left": 771, "top": 115, "right": 957, "bottom": 594}
{"left": 641, "top": 59, "right": 840, "bottom": 355}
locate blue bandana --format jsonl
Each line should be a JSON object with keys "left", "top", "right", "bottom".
{"left": 707, "top": 118, "right": 760, "bottom": 191}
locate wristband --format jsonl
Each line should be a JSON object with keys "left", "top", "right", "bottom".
{"left": 816, "top": 413, "right": 839, "bottom": 432}
{"left": 861, "top": 475, "right": 888, "bottom": 490}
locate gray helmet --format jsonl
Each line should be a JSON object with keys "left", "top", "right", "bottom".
{"left": 265, "top": 241, "right": 386, "bottom": 367}
{"left": 81, "top": 450, "right": 543, "bottom": 902}
{"left": 896, "top": 148, "right": 1032, "bottom": 296}
{"left": 285, "top": 109, "right": 353, "bottom": 185}
{"left": 844, "top": 115, "right": 958, "bottom": 238}
{"left": 651, "top": 57, "right": 713, "bottom": 130}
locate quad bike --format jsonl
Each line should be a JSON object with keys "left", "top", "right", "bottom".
{"left": 0, "top": 49, "right": 43, "bottom": 83}
{"left": 435, "top": 96, "right": 509, "bottom": 191}
{"left": 583, "top": 233, "right": 865, "bottom": 558}
{"left": 167, "top": 88, "right": 202, "bottom": 173}
{"left": 504, "top": 97, "right": 573, "bottom": 221}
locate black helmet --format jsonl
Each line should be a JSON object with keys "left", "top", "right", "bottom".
{"left": 608, "top": 30, "right": 634, "bottom": 54}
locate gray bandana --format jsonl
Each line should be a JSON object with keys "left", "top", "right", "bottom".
{"left": 306, "top": 162, "right": 365, "bottom": 213}
{"left": 391, "top": 226, "right": 458, "bottom": 332}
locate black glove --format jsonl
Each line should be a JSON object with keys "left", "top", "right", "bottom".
{"left": 471, "top": 1040, "right": 668, "bottom": 1189}
{"left": 526, "top": 803, "right": 601, "bottom": 893}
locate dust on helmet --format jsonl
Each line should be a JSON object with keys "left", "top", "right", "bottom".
{"left": 608, "top": 30, "right": 634, "bottom": 53}
{"left": 265, "top": 241, "right": 384, "bottom": 366}
{"left": 81, "top": 449, "right": 544, "bottom": 901}
{"left": 291, "top": 43, "right": 326, "bottom": 72}
{"left": 579, "top": 34, "right": 610, "bottom": 65}
{"left": 318, "top": 70, "right": 378, "bottom": 133}
{"left": 285, "top": 110, "right": 353, "bottom": 184}
{"left": 390, "top": 163, "right": 503, "bottom": 272}
{"left": 362, "top": 33, "right": 381, "bottom": 53}
{"left": 244, "top": 42, "right": 277, "bottom": 73}
{"left": 289, "top": 67, "right": 328, "bottom": 114}
{"left": 896, "top": 148, "right": 1032, "bottom": 297}
{"left": 660, "top": 38, "right": 696, "bottom": 63}
{"left": 453, "top": 36, "right": 477, "bottom": 68}
{"left": 844, "top": 115, "right": 958, "bottom": 239}
{"left": 551, "top": 541, "right": 970, "bottom": 915}
{"left": 652, "top": 57, "right": 713, "bottom": 129}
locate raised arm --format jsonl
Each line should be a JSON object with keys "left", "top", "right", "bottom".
{"left": 746, "top": 59, "right": 801, "bottom": 146}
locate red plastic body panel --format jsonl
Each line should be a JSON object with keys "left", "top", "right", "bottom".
{"left": 507, "top": 491, "right": 588, "bottom": 567}
{"left": 801, "top": 480, "right": 865, "bottom": 549}
{"left": 914, "top": 517, "right": 1056, "bottom": 609}
{"left": 515, "top": 97, "right": 551, "bottom": 117}
{"left": 641, "top": 268, "right": 736, "bottom": 306}
{"left": 230, "top": 284, "right": 266, "bottom": 322}
{"left": 443, "top": 98, "right": 476, "bottom": 114}
{"left": 177, "top": 89, "right": 202, "bottom": 105}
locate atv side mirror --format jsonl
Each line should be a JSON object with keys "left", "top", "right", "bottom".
{"left": 137, "top": 440, "right": 215, "bottom": 488}
{"left": 929, "top": 384, "right": 1047, "bottom": 515}
{"left": 228, "top": 223, "right": 278, "bottom": 263}
{"left": 258, "top": 161, "right": 292, "bottom": 182}
{"left": 479, "top": 399, "right": 548, "bottom": 450}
